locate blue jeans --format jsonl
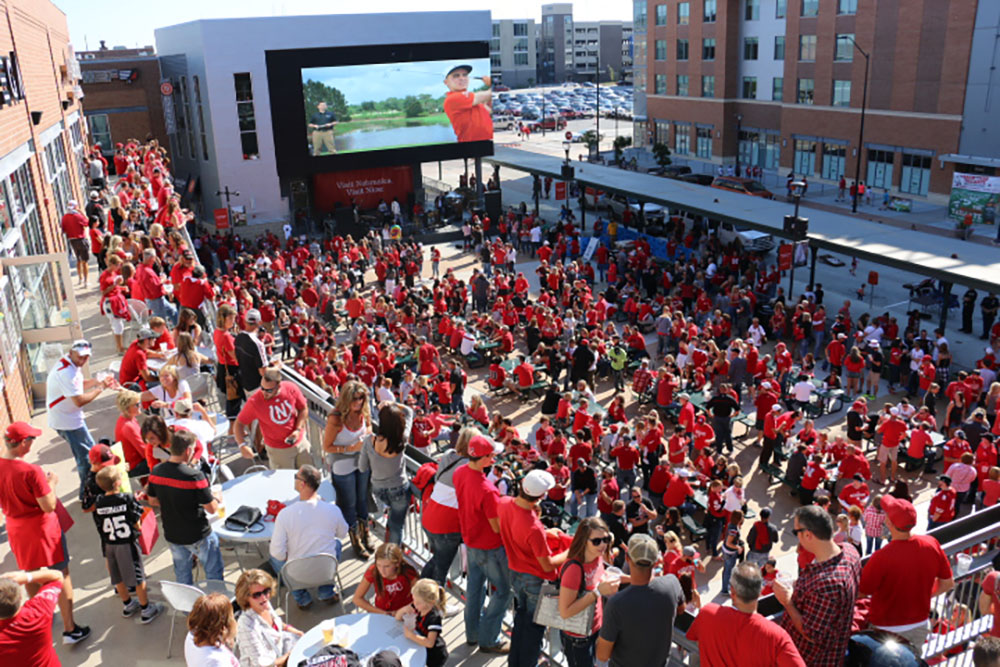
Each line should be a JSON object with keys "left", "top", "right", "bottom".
{"left": 373, "top": 484, "right": 411, "bottom": 546}
{"left": 561, "top": 631, "right": 599, "bottom": 667}
{"left": 168, "top": 532, "right": 224, "bottom": 585}
{"left": 567, "top": 492, "right": 597, "bottom": 518}
{"left": 465, "top": 546, "right": 511, "bottom": 648}
{"left": 509, "top": 570, "right": 546, "bottom": 667}
{"left": 332, "top": 469, "right": 370, "bottom": 528}
{"left": 56, "top": 426, "right": 95, "bottom": 491}
{"left": 421, "top": 531, "right": 463, "bottom": 585}
{"left": 616, "top": 470, "right": 637, "bottom": 499}
{"left": 270, "top": 543, "right": 342, "bottom": 606}
{"left": 866, "top": 536, "right": 883, "bottom": 554}
{"left": 721, "top": 550, "right": 740, "bottom": 594}
{"left": 146, "top": 296, "right": 178, "bottom": 325}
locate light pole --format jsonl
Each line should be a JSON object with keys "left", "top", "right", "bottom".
{"left": 735, "top": 113, "right": 744, "bottom": 177}
{"left": 788, "top": 180, "right": 806, "bottom": 297}
{"left": 595, "top": 46, "right": 601, "bottom": 161}
{"left": 216, "top": 185, "right": 240, "bottom": 228}
{"left": 840, "top": 35, "right": 870, "bottom": 214}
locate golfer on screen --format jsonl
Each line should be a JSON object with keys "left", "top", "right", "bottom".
{"left": 442, "top": 64, "right": 492, "bottom": 142}
{"left": 308, "top": 101, "right": 337, "bottom": 155}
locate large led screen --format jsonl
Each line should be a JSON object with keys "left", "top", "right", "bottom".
{"left": 301, "top": 58, "right": 493, "bottom": 156}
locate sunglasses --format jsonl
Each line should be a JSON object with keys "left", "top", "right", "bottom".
{"left": 589, "top": 536, "right": 611, "bottom": 546}
{"left": 250, "top": 589, "right": 270, "bottom": 600}
{"left": 791, "top": 528, "right": 804, "bottom": 537}
{"left": 260, "top": 384, "right": 279, "bottom": 394}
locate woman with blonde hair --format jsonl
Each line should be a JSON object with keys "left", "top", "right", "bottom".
{"left": 323, "top": 380, "right": 374, "bottom": 557}
{"left": 139, "top": 364, "right": 191, "bottom": 419}
{"left": 170, "top": 332, "right": 210, "bottom": 382}
{"left": 396, "top": 579, "right": 449, "bottom": 667}
{"left": 184, "top": 592, "right": 238, "bottom": 666}
{"left": 115, "top": 389, "right": 148, "bottom": 475}
{"left": 234, "top": 569, "right": 302, "bottom": 667}
{"left": 108, "top": 195, "right": 126, "bottom": 232}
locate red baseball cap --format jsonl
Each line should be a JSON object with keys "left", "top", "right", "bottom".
{"left": 468, "top": 435, "right": 502, "bottom": 458}
{"left": 881, "top": 495, "right": 917, "bottom": 531}
{"left": 5, "top": 422, "right": 42, "bottom": 441}
{"left": 88, "top": 444, "right": 121, "bottom": 468}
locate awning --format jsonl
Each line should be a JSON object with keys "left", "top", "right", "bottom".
{"left": 938, "top": 154, "right": 1000, "bottom": 169}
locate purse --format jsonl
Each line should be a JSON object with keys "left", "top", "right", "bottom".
{"left": 225, "top": 367, "right": 240, "bottom": 401}
{"left": 54, "top": 499, "right": 75, "bottom": 533}
{"left": 532, "top": 560, "right": 595, "bottom": 636}
{"left": 224, "top": 505, "right": 265, "bottom": 533}
{"left": 138, "top": 507, "right": 159, "bottom": 555}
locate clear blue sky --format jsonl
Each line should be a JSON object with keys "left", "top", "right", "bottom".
{"left": 55, "top": 0, "right": 632, "bottom": 51}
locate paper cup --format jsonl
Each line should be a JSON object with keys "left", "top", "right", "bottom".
{"left": 321, "top": 619, "right": 336, "bottom": 644}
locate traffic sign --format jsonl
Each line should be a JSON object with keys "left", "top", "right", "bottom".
{"left": 565, "top": 130, "right": 573, "bottom": 141}
{"left": 160, "top": 81, "right": 174, "bottom": 96}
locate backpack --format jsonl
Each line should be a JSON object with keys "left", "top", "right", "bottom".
{"left": 108, "top": 291, "right": 131, "bottom": 321}
{"left": 412, "top": 461, "right": 438, "bottom": 509}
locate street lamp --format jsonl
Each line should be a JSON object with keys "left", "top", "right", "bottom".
{"left": 735, "top": 113, "right": 744, "bottom": 177}
{"left": 839, "top": 35, "right": 870, "bottom": 214}
{"left": 784, "top": 180, "right": 808, "bottom": 296}
{"left": 563, "top": 140, "right": 572, "bottom": 164}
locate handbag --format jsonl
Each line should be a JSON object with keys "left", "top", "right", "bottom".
{"left": 532, "top": 560, "right": 595, "bottom": 636}
{"left": 225, "top": 366, "right": 240, "bottom": 401}
{"left": 224, "top": 505, "right": 265, "bottom": 533}
{"left": 138, "top": 507, "right": 159, "bottom": 555}
{"left": 54, "top": 499, "right": 75, "bottom": 533}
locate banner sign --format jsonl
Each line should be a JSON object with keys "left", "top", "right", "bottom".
{"left": 214, "top": 208, "right": 229, "bottom": 229}
{"left": 312, "top": 165, "right": 413, "bottom": 211}
{"left": 778, "top": 243, "right": 793, "bottom": 271}
{"left": 948, "top": 173, "right": 1000, "bottom": 224}
{"left": 554, "top": 181, "right": 566, "bottom": 200}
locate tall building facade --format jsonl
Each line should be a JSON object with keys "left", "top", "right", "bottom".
{"left": 490, "top": 19, "right": 538, "bottom": 88}
{"left": 0, "top": 0, "right": 90, "bottom": 426}
{"left": 539, "top": 4, "right": 633, "bottom": 84}
{"left": 640, "top": 0, "right": 994, "bottom": 199}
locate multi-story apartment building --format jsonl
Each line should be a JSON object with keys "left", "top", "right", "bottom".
{"left": 490, "top": 19, "right": 538, "bottom": 88}
{"left": 539, "top": 4, "right": 634, "bottom": 84}
{"left": 639, "top": 0, "right": 998, "bottom": 199}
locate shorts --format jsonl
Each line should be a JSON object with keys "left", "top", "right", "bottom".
{"left": 48, "top": 534, "right": 70, "bottom": 572}
{"left": 755, "top": 418, "right": 765, "bottom": 431}
{"left": 69, "top": 238, "right": 90, "bottom": 263}
{"left": 108, "top": 313, "right": 126, "bottom": 335}
{"left": 877, "top": 445, "right": 899, "bottom": 463}
{"left": 846, "top": 370, "right": 861, "bottom": 380}
{"left": 105, "top": 542, "right": 146, "bottom": 588}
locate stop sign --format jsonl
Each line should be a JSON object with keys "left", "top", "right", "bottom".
{"left": 565, "top": 131, "right": 573, "bottom": 141}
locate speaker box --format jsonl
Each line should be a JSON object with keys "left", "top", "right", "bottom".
{"left": 484, "top": 190, "right": 502, "bottom": 222}
{"left": 561, "top": 164, "right": 575, "bottom": 180}
{"left": 783, "top": 215, "right": 808, "bottom": 240}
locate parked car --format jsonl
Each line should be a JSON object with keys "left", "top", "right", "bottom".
{"left": 647, "top": 165, "right": 692, "bottom": 178}
{"left": 530, "top": 116, "right": 568, "bottom": 131}
{"left": 493, "top": 84, "right": 510, "bottom": 91}
{"left": 492, "top": 115, "right": 516, "bottom": 131}
{"left": 710, "top": 177, "right": 775, "bottom": 199}
{"left": 677, "top": 173, "right": 715, "bottom": 186}
{"left": 584, "top": 191, "right": 666, "bottom": 223}
{"left": 716, "top": 220, "right": 776, "bottom": 253}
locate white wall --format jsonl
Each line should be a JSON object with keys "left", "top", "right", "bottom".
{"left": 155, "top": 12, "right": 491, "bottom": 225}
{"left": 738, "top": 0, "right": 785, "bottom": 102}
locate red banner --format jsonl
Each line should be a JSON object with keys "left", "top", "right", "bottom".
{"left": 868, "top": 271, "right": 879, "bottom": 285}
{"left": 213, "top": 208, "right": 229, "bottom": 229}
{"left": 778, "top": 243, "right": 793, "bottom": 271}
{"left": 554, "top": 182, "right": 566, "bottom": 200}
{"left": 312, "top": 166, "right": 413, "bottom": 212}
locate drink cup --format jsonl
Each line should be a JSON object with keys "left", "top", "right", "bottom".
{"left": 775, "top": 571, "right": 794, "bottom": 593}
{"left": 160, "top": 342, "right": 168, "bottom": 352}
{"left": 604, "top": 566, "right": 623, "bottom": 584}
{"left": 321, "top": 619, "right": 336, "bottom": 644}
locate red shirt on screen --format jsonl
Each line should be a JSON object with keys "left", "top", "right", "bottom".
{"left": 443, "top": 91, "right": 492, "bottom": 142}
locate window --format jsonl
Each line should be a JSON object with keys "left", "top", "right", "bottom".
{"left": 490, "top": 54, "right": 502, "bottom": 68}
{"left": 490, "top": 39, "right": 500, "bottom": 52}
{"left": 744, "top": 37, "right": 759, "bottom": 60}
{"left": 794, "top": 139, "right": 817, "bottom": 175}
{"left": 822, "top": 143, "right": 846, "bottom": 180}
{"left": 799, "top": 35, "right": 816, "bottom": 61}
{"left": 702, "top": 75, "right": 715, "bottom": 97}
{"left": 702, "top": 38, "right": 716, "bottom": 60}
{"left": 776, "top": 0, "right": 787, "bottom": 18}
{"left": 745, "top": 0, "right": 759, "bottom": 20}
{"left": 234, "top": 73, "right": 259, "bottom": 159}
{"left": 88, "top": 113, "right": 112, "bottom": 149}
{"left": 742, "top": 77, "right": 757, "bottom": 99}
{"left": 797, "top": 78, "right": 815, "bottom": 104}
{"left": 193, "top": 75, "right": 209, "bottom": 161}
{"left": 704, "top": 0, "right": 717, "bottom": 22}
{"left": 867, "top": 149, "right": 894, "bottom": 189}
{"left": 514, "top": 53, "right": 529, "bottom": 65}
{"left": 654, "top": 119, "right": 670, "bottom": 145}
{"left": 677, "top": 40, "right": 689, "bottom": 60}
{"left": 492, "top": 22, "right": 500, "bottom": 37}
{"left": 42, "top": 138, "right": 73, "bottom": 217}
{"left": 774, "top": 36, "right": 785, "bottom": 60}
{"left": 678, "top": 2, "right": 689, "bottom": 24}
{"left": 634, "top": 2, "right": 647, "bottom": 30}
{"left": 835, "top": 34, "right": 855, "bottom": 61}
{"left": 674, "top": 124, "right": 690, "bottom": 154}
{"left": 832, "top": 80, "right": 851, "bottom": 107}
{"left": 677, "top": 75, "right": 689, "bottom": 96}
{"left": 6, "top": 161, "right": 44, "bottom": 255}
{"left": 655, "top": 74, "right": 667, "bottom": 94}
{"left": 838, "top": 0, "right": 858, "bottom": 14}
{"left": 772, "top": 77, "right": 784, "bottom": 101}
{"left": 696, "top": 126, "right": 713, "bottom": 157}
{"left": 514, "top": 37, "right": 529, "bottom": 52}
{"left": 900, "top": 153, "right": 931, "bottom": 196}
{"left": 801, "top": 0, "right": 818, "bottom": 16}
{"left": 655, "top": 4, "right": 667, "bottom": 26}
{"left": 655, "top": 39, "right": 668, "bottom": 61}
{"left": 513, "top": 22, "right": 528, "bottom": 36}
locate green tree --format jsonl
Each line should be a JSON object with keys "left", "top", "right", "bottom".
{"left": 302, "top": 79, "right": 351, "bottom": 122}
{"left": 360, "top": 101, "right": 376, "bottom": 112}
{"left": 613, "top": 135, "right": 632, "bottom": 164}
{"left": 582, "top": 129, "right": 601, "bottom": 159}
{"left": 652, "top": 142, "right": 672, "bottom": 168}
{"left": 403, "top": 96, "right": 423, "bottom": 118}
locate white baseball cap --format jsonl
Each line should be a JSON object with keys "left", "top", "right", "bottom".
{"left": 70, "top": 339, "right": 92, "bottom": 355}
{"left": 521, "top": 470, "right": 556, "bottom": 497}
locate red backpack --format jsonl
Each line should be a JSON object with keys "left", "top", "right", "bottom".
{"left": 411, "top": 462, "right": 439, "bottom": 510}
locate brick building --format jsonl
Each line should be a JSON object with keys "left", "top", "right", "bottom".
{"left": 0, "top": 0, "right": 89, "bottom": 427}
{"left": 78, "top": 43, "right": 170, "bottom": 169}
{"left": 636, "top": 0, "right": 998, "bottom": 200}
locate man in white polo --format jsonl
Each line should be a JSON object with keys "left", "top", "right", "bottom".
{"left": 46, "top": 340, "right": 115, "bottom": 492}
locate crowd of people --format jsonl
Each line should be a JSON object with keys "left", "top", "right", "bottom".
{"left": 0, "top": 134, "right": 999, "bottom": 667}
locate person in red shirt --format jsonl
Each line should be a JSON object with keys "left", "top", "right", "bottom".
{"left": 686, "top": 562, "right": 806, "bottom": 667}
{"left": 234, "top": 369, "right": 310, "bottom": 469}
{"left": 981, "top": 566, "right": 1000, "bottom": 639}
{"left": 610, "top": 439, "right": 640, "bottom": 494}
{"left": 512, "top": 355, "right": 535, "bottom": 396}
{"left": 799, "top": 455, "right": 828, "bottom": 506}
{"left": 927, "top": 475, "right": 957, "bottom": 529}
{"left": 662, "top": 468, "right": 696, "bottom": 514}
{"left": 859, "top": 495, "right": 954, "bottom": 651}
{"left": 452, "top": 435, "right": 511, "bottom": 653}
{"left": 838, "top": 474, "right": 870, "bottom": 511}
{"left": 119, "top": 327, "right": 157, "bottom": 389}
{"left": 0, "top": 568, "right": 68, "bottom": 666}
{"left": 442, "top": 65, "right": 492, "bottom": 142}
{"left": 677, "top": 393, "right": 696, "bottom": 433}
{"left": 61, "top": 201, "right": 90, "bottom": 287}
{"left": 352, "top": 543, "right": 420, "bottom": 615}
{"left": 877, "top": 407, "right": 908, "bottom": 484}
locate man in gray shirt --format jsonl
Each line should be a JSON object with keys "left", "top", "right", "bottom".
{"left": 597, "top": 533, "right": 685, "bottom": 667}
{"left": 655, "top": 311, "right": 672, "bottom": 357}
